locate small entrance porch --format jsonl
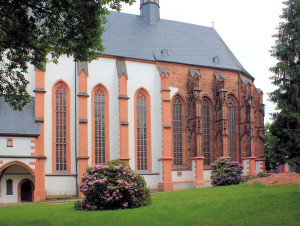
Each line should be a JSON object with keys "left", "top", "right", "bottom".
{"left": 0, "top": 161, "right": 35, "bottom": 203}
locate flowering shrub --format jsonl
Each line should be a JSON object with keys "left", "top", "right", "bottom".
{"left": 74, "top": 160, "right": 151, "bottom": 210}
{"left": 211, "top": 158, "right": 244, "bottom": 186}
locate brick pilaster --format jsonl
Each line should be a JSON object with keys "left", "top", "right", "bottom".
{"left": 158, "top": 68, "right": 173, "bottom": 191}
{"left": 32, "top": 68, "right": 47, "bottom": 201}
{"left": 119, "top": 74, "right": 130, "bottom": 163}
{"left": 77, "top": 70, "right": 89, "bottom": 185}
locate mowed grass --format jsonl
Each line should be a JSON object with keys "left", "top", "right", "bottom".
{"left": 0, "top": 183, "right": 299, "bottom": 226}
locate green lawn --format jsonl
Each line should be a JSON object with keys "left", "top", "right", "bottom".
{"left": 1, "top": 183, "right": 299, "bottom": 226}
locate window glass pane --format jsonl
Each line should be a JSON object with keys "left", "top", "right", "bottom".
{"left": 202, "top": 99, "right": 210, "bottom": 165}
{"left": 173, "top": 96, "right": 182, "bottom": 166}
{"left": 137, "top": 91, "right": 147, "bottom": 170}
{"left": 6, "top": 179, "right": 13, "bottom": 195}
{"left": 55, "top": 84, "right": 67, "bottom": 171}
{"left": 228, "top": 97, "right": 237, "bottom": 161}
{"left": 94, "top": 88, "right": 105, "bottom": 164}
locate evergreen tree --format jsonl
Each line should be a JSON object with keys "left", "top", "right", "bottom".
{"left": 269, "top": 0, "right": 300, "bottom": 168}
{"left": 264, "top": 122, "right": 279, "bottom": 171}
{"left": 0, "top": 0, "right": 135, "bottom": 110}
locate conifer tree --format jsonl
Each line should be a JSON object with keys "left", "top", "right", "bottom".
{"left": 269, "top": 0, "right": 300, "bottom": 169}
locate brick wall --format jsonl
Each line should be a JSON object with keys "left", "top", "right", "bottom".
{"left": 157, "top": 61, "right": 264, "bottom": 167}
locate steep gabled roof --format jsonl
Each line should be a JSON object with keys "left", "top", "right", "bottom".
{"left": 0, "top": 97, "right": 40, "bottom": 137}
{"left": 101, "top": 11, "right": 251, "bottom": 77}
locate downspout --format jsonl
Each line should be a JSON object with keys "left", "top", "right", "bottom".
{"left": 74, "top": 61, "right": 78, "bottom": 197}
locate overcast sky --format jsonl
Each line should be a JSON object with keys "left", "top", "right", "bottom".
{"left": 120, "top": 0, "right": 284, "bottom": 123}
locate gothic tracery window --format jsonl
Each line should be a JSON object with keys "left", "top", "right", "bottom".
{"left": 173, "top": 96, "right": 183, "bottom": 166}
{"left": 55, "top": 83, "right": 67, "bottom": 171}
{"left": 94, "top": 87, "right": 106, "bottom": 164}
{"left": 228, "top": 96, "right": 237, "bottom": 161}
{"left": 136, "top": 91, "right": 148, "bottom": 170}
{"left": 202, "top": 99, "right": 210, "bottom": 165}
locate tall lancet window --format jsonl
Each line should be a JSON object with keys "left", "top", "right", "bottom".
{"left": 55, "top": 83, "right": 67, "bottom": 171}
{"left": 202, "top": 99, "right": 210, "bottom": 166}
{"left": 92, "top": 84, "right": 109, "bottom": 165}
{"left": 136, "top": 90, "right": 150, "bottom": 171}
{"left": 173, "top": 96, "right": 183, "bottom": 166}
{"left": 94, "top": 87, "right": 106, "bottom": 164}
{"left": 136, "top": 91, "right": 147, "bottom": 170}
{"left": 228, "top": 96, "right": 237, "bottom": 161}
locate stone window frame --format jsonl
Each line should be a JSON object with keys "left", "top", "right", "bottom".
{"left": 134, "top": 87, "right": 152, "bottom": 172}
{"left": 52, "top": 80, "right": 71, "bottom": 173}
{"left": 6, "top": 138, "right": 13, "bottom": 147}
{"left": 202, "top": 97, "right": 212, "bottom": 166}
{"left": 228, "top": 95, "right": 238, "bottom": 161}
{"left": 91, "top": 84, "right": 110, "bottom": 165}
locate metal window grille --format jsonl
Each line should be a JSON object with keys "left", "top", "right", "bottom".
{"left": 6, "top": 179, "right": 13, "bottom": 195}
{"left": 202, "top": 99, "right": 210, "bottom": 165}
{"left": 137, "top": 92, "right": 147, "bottom": 170}
{"left": 228, "top": 97, "right": 237, "bottom": 161}
{"left": 56, "top": 84, "right": 67, "bottom": 171}
{"left": 94, "top": 88, "right": 105, "bottom": 164}
{"left": 173, "top": 97, "right": 182, "bottom": 166}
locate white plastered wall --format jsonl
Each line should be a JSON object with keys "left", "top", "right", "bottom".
{"left": 255, "top": 161, "right": 263, "bottom": 174}
{"left": 26, "top": 64, "right": 36, "bottom": 97}
{"left": 88, "top": 58, "right": 120, "bottom": 162}
{"left": 126, "top": 61, "right": 162, "bottom": 178}
{"left": 242, "top": 159, "right": 249, "bottom": 175}
{"left": 0, "top": 136, "right": 37, "bottom": 170}
{"left": 44, "top": 55, "right": 77, "bottom": 195}
{"left": 0, "top": 165, "right": 34, "bottom": 203}
{"left": 172, "top": 170, "right": 194, "bottom": 182}
{"left": 45, "top": 177, "right": 76, "bottom": 196}
{"left": 44, "top": 55, "right": 76, "bottom": 174}
{"left": 169, "top": 87, "right": 179, "bottom": 100}
{"left": 0, "top": 136, "right": 35, "bottom": 156}
{"left": 203, "top": 170, "right": 212, "bottom": 181}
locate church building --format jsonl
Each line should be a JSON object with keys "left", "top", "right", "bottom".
{"left": 0, "top": 0, "right": 265, "bottom": 203}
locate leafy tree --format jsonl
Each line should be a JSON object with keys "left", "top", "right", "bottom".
{"left": 0, "top": 0, "right": 135, "bottom": 110}
{"left": 269, "top": 0, "right": 300, "bottom": 168}
{"left": 264, "top": 122, "right": 280, "bottom": 171}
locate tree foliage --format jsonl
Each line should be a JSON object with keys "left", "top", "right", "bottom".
{"left": 0, "top": 0, "right": 135, "bottom": 110}
{"left": 269, "top": 0, "right": 300, "bottom": 168}
{"left": 264, "top": 122, "right": 280, "bottom": 171}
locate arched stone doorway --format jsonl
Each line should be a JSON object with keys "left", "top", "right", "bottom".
{"left": 19, "top": 179, "right": 34, "bottom": 202}
{"left": 0, "top": 161, "right": 35, "bottom": 203}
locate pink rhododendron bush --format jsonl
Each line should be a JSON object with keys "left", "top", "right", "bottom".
{"left": 74, "top": 160, "right": 151, "bottom": 211}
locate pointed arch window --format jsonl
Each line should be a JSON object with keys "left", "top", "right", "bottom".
{"left": 55, "top": 84, "right": 67, "bottom": 171}
{"left": 92, "top": 84, "right": 109, "bottom": 165}
{"left": 94, "top": 87, "right": 106, "bottom": 164}
{"left": 202, "top": 99, "right": 210, "bottom": 165}
{"left": 53, "top": 81, "right": 70, "bottom": 173}
{"left": 135, "top": 89, "right": 151, "bottom": 171}
{"left": 228, "top": 96, "right": 237, "bottom": 161}
{"left": 173, "top": 96, "right": 183, "bottom": 166}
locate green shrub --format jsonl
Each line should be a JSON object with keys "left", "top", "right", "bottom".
{"left": 241, "top": 172, "right": 268, "bottom": 183}
{"left": 211, "top": 158, "right": 244, "bottom": 186}
{"left": 74, "top": 160, "right": 151, "bottom": 210}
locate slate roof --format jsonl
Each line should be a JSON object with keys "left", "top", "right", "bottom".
{"left": 0, "top": 97, "right": 40, "bottom": 136}
{"left": 101, "top": 11, "right": 252, "bottom": 77}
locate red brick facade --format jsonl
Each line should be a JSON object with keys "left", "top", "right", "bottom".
{"left": 157, "top": 62, "right": 264, "bottom": 169}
